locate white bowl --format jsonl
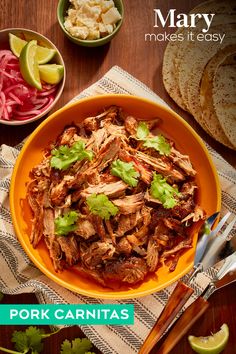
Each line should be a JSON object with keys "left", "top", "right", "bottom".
{"left": 0, "top": 28, "right": 66, "bottom": 125}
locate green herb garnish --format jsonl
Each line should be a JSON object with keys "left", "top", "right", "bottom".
{"left": 136, "top": 122, "right": 149, "bottom": 140}
{"left": 50, "top": 140, "right": 93, "bottom": 170}
{"left": 150, "top": 173, "right": 181, "bottom": 209}
{"left": 86, "top": 193, "right": 119, "bottom": 220}
{"left": 60, "top": 338, "right": 95, "bottom": 354}
{"left": 55, "top": 211, "right": 79, "bottom": 236}
{"left": 136, "top": 122, "right": 171, "bottom": 156}
{"left": 111, "top": 159, "right": 140, "bottom": 187}
{"left": 0, "top": 326, "right": 59, "bottom": 354}
{"left": 143, "top": 135, "right": 171, "bottom": 155}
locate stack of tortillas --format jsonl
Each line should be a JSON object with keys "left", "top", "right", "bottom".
{"left": 163, "top": 0, "right": 236, "bottom": 149}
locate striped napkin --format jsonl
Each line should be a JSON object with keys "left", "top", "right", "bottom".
{"left": 0, "top": 66, "right": 235, "bottom": 354}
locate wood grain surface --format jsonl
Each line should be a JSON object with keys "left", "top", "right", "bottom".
{"left": 0, "top": 0, "right": 236, "bottom": 353}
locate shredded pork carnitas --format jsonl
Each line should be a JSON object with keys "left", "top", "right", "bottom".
{"left": 27, "top": 106, "right": 205, "bottom": 287}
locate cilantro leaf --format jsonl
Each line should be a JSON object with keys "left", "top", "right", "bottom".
{"left": 11, "top": 327, "right": 45, "bottom": 354}
{"left": 25, "top": 327, "right": 44, "bottom": 354}
{"left": 136, "top": 122, "right": 149, "bottom": 140}
{"left": 111, "top": 159, "right": 140, "bottom": 187}
{"left": 136, "top": 122, "right": 171, "bottom": 156}
{"left": 50, "top": 141, "right": 93, "bottom": 170}
{"left": 55, "top": 211, "right": 79, "bottom": 236}
{"left": 60, "top": 338, "right": 95, "bottom": 354}
{"left": 143, "top": 135, "right": 171, "bottom": 155}
{"left": 86, "top": 194, "right": 119, "bottom": 220}
{"left": 150, "top": 173, "right": 181, "bottom": 209}
{"left": 11, "top": 330, "right": 29, "bottom": 352}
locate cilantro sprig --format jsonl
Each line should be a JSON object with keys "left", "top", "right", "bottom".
{"left": 136, "top": 122, "right": 171, "bottom": 156}
{"left": 0, "top": 327, "right": 95, "bottom": 354}
{"left": 150, "top": 173, "right": 181, "bottom": 209}
{"left": 0, "top": 326, "right": 59, "bottom": 354}
{"left": 111, "top": 159, "right": 140, "bottom": 187}
{"left": 55, "top": 211, "right": 79, "bottom": 236}
{"left": 86, "top": 193, "right": 119, "bottom": 220}
{"left": 60, "top": 338, "right": 95, "bottom": 354}
{"left": 50, "top": 141, "right": 93, "bottom": 170}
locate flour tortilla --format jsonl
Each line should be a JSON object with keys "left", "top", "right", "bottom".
{"left": 162, "top": 0, "right": 236, "bottom": 113}
{"left": 177, "top": 20, "right": 236, "bottom": 110}
{"left": 186, "top": 25, "right": 236, "bottom": 129}
{"left": 200, "top": 46, "right": 236, "bottom": 149}
{"left": 213, "top": 58, "right": 236, "bottom": 148}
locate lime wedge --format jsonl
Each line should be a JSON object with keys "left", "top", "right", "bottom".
{"left": 19, "top": 40, "right": 42, "bottom": 90}
{"left": 188, "top": 324, "right": 229, "bottom": 354}
{"left": 9, "top": 33, "right": 56, "bottom": 64}
{"left": 39, "top": 64, "right": 64, "bottom": 84}
{"left": 9, "top": 33, "right": 27, "bottom": 57}
{"left": 36, "top": 46, "right": 56, "bottom": 64}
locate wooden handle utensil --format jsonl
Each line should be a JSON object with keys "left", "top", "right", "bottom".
{"left": 138, "top": 281, "right": 194, "bottom": 354}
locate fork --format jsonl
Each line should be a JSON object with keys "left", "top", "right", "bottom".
{"left": 138, "top": 213, "right": 235, "bottom": 354}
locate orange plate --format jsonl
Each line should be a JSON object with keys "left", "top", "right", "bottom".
{"left": 10, "top": 95, "right": 221, "bottom": 299}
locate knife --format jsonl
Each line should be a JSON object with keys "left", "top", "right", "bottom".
{"left": 138, "top": 212, "right": 233, "bottom": 354}
{"left": 156, "top": 251, "right": 236, "bottom": 354}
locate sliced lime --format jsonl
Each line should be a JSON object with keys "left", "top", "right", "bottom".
{"left": 9, "top": 33, "right": 27, "bottom": 57}
{"left": 38, "top": 64, "right": 64, "bottom": 84}
{"left": 9, "top": 33, "right": 56, "bottom": 64}
{"left": 188, "top": 324, "right": 229, "bottom": 354}
{"left": 36, "top": 46, "right": 56, "bottom": 64}
{"left": 19, "top": 40, "right": 42, "bottom": 90}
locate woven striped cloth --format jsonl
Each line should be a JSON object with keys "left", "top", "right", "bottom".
{"left": 0, "top": 66, "right": 235, "bottom": 354}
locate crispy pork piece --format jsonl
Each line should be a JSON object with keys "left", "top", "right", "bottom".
{"left": 116, "top": 210, "right": 143, "bottom": 237}
{"left": 95, "top": 135, "right": 121, "bottom": 172}
{"left": 161, "top": 239, "right": 192, "bottom": 258}
{"left": 146, "top": 237, "right": 159, "bottom": 272}
{"left": 172, "top": 197, "right": 195, "bottom": 220}
{"left": 57, "top": 126, "right": 77, "bottom": 146}
{"left": 103, "top": 257, "right": 148, "bottom": 284}
{"left": 57, "top": 235, "right": 79, "bottom": 266}
{"left": 27, "top": 179, "right": 50, "bottom": 247}
{"left": 43, "top": 208, "right": 64, "bottom": 271}
{"left": 50, "top": 180, "right": 68, "bottom": 206}
{"left": 30, "top": 158, "right": 51, "bottom": 179}
{"left": 80, "top": 241, "right": 115, "bottom": 269}
{"left": 181, "top": 205, "right": 205, "bottom": 223}
{"left": 180, "top": 182, "right": 197, "bottom": 199}
{"left": 75, "top": 219, "right": 96, "bottom": 239}
{"left": 116, "top": 237, "right": 132, "bottom": 255}
{"left": 87, "top": 128, "right": 108, "bottom": 153}
{"left": 169, "top": 147, "right": 196, "bottom": 177}
{"left": 124, "top": 116, "right": 138, "bottom": 135}
{"left": 80, "top": 180, "right": 127, "bottom": 199}
{"left": 112, "top": 193, "right": 144, "bottom": 214}
{"left": 136, "top": 151, "right": 185, "bottom": 183}
{"left": 90, "top": 215, "right": 107, "bottom": 240}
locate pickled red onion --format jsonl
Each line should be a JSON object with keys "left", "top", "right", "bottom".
{"left": 0, "top": 49, "right": 57, "bottom": 122}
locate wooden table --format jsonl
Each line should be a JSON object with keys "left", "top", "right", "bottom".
{"left": 1, "top": 1, "right": 235, "bottom": 353}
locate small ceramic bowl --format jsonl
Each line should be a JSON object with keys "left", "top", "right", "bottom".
{"left": 0, "top": 28, "right": 66, "bottom": 125}
{"left": 57, "top": 0, "right": 124, "bottom": 47}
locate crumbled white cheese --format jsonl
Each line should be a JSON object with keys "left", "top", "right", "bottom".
{"left": 64, "top": 0, "right": 121, "bottom": 40}
{"left": 69, "top": 26, "right": 89, "bottom": 39}
{"left": 101, "top": 7, "right": 121, "bottom": 25}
